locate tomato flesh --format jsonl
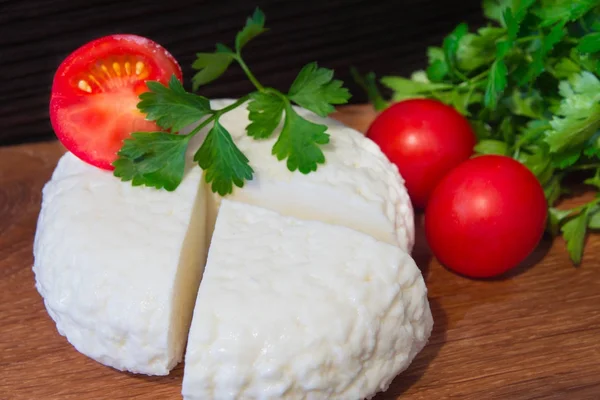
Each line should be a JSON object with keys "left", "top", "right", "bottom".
{"left": 50, "top": 34, "right": 182, "bottom": 170}
{"left": 425, "top": 155, "right": 548, "bottom": 278}
{"left": 366, "top": 99, "right": 476, "bottom": 209}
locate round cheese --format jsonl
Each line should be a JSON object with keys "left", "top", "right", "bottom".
{"left": 33, "top": 100, "right": 425, "bottom": 396}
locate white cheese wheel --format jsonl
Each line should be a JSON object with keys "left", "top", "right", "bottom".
{"left": 33, "top": 152, "right": 208, "bottom": 375}
{"left": 33, "top": 99, "right": 425, "bottom": 395}
{"left": 182, "top": 200, "right": 433, "bottom": 400}
{"left": 190, "top": 100, "right": 415, "bottom": 252}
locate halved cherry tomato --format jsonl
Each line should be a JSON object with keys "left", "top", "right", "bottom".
{"left": 49, "top": 34, "right": 182, "bottom": 170}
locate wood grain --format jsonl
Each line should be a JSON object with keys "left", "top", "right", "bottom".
{"left": 1, "top": 106, "right": 600, "bottom": 400}
{"left": 0, "top": 0, "right": 485, "bottom": 145}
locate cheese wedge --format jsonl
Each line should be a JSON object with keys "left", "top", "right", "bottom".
{"left": 182, "top": 200, "right": 433, "bottom": 400}
{"left": 33, "top": 152, "right": 208, "bottom": 375}
{"left": 191, "top": 100, "right": 415, "bottom": 253}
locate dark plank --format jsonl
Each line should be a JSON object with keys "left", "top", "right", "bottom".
{"left": 0, "top": 0, "right": 484, "bottom": 144}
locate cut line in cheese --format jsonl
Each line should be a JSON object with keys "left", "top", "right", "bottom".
{"left": 33, "top": 100, "right": 430, "bottom": 397}
{"left": 191, "top": 100, "right": 415, "bottom": 253}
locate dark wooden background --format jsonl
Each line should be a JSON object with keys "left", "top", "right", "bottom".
{"left": 0, "top": 0, "right": 485, "bottom": 145}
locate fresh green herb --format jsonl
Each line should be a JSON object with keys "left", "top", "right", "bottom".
{"left": 113, "top": 8, "right": 350, "bottom": 195}
{"left": 356, "top": 0, "right": 600, "bottom": 265}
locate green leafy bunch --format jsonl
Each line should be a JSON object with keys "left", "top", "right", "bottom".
{"left": 355, "top": 0, "right": 600, "bottom": 264}
{"left": 113, "top": 9, "right": 350, "bottom": 196}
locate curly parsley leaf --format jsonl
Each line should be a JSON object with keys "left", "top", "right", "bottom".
{"left": 138, "top": 76, "right": 212, "bottom": 132}
{"left": 288, "top": 62, "right": 351, "bottom": 117}
{"left": 235, "top": 8, "right": 267, "bottom": 51}
{"left": 194, "top": 119, "right": 254, "bottom": 195}
{"left": 192, "top": 44, "right": 235, "bottom": 90}
{"left": 272, "top": 103, "right": 329, "bottom": 174}
{"left": 246, "top": 91, "right": 285, "bottom": 139}
{"left": 113, "top": 132, "right": 190, "bottom": 191}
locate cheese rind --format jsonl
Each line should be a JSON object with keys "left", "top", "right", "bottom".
{"left": 33, "top": 152, "right": 208, "bottom": 375}
{"left": 182, "top": 200, "right": 433, "bottom": 400}
{"left": 191, "top": 100, "right": 415, "bottom": 252}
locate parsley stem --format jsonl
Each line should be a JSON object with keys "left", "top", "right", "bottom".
{"left": 515, "top": 35, "right": 541, "bottom": 43}
{"left": 186, "top": 95, "right": 251, "bottom": 137}
{"left": 568, "top": 163, "right": 600, "bottom": 172}
{"left": 236, "top": 55, "right": 264, "bottom": 91}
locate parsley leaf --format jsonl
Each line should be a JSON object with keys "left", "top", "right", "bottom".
{"left": 194, "top": 119, "right": 254, "bottom": 195}
{"left": 577, "top": 32, "right": 600, "bottom": 54}
{"left": 503, "top": 0, "right": 535, "bottom": 40}
{"left": 535, "top": 0, "right": 599, "bottom": 27}
{"left": 456, "top": 27, "right": 505, "bottom": 72}
{"left": 544, "top": 72, "right": 600, "bottom": 152}
{"left": 484, "top": 58, "right": 508, "bottom": 109}
{"left": 192, "top": 44, "right": 235, "bottom": 90}
{"left": 288, "top": 62, "right": 351, "bottom": 117}
{"left": 139, "top": 76, "right": 212, "bottom": 132}
{"left": 272, "top": 103, "right": 329, "bottom": 174}
{"left": 113, "top": 132, "right": 190, "bottom": 191}
{"left": 235, "top": 8, "right": 267, "bottom": 51}
{"left": 483, "top": 0, "right": 512, "bottom": 26}
{"left": 588, "top": 209, "right": 600, "bottom": 229}
{"left": 521, "top": 22, "right": 566, "bottom": 84}
{"left": 443, "top": 23, "right": 469, "bottom": 78}
{"left": 246, "top": 91, "right": 285, "bottom": 139}
{"left": 561, "top": 209, "right": 590, "bottom": 265}
{"left": 426, "top": 46, "right": 450, "bottom": 82}
{"left": 115, "top": 8, "right": 349, "bottom": 194}
{"left": 350, "top": 67, "right": 388, "bottom": 111}
{"left": 381, "top": 76, "right": 452, "bottom": 98}
{"left": 548, "top": 207, "right": 574, "bottom": 236}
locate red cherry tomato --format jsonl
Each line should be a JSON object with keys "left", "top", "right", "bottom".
{"left": 366, "top": 99, "right": 476, "bottom": 208}
{"left": 50, "top": 34, "right": 183, "bottom": 170}
{"left": 425, "top": 155, "right": 548, "bottom": 278}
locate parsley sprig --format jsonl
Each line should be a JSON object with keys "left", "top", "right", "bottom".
{"left": 113, "top": 8, "right": 350, "bottom": 195}
{"left": 355, "top": 0, "right": 600, "bottom": 265}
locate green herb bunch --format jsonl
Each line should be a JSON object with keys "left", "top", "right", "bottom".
{"left": 113, "top": 9, "right": 350, "bottom": 195}
{"left": 356, "top": 0, "right": 600, "bottom": 264}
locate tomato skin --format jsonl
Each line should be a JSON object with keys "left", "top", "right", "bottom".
{"left": 425, "top": 155, "right": 548, "bottom": 278}
{"left": 366, "top": 99, "right": 476, "bottom": 209}
{"left": 50, "top": 34, "right": 182, "bottom": 170}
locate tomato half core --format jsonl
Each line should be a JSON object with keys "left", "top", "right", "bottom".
{"left": 50, "top": 34, "right": 182, "bottom": 170}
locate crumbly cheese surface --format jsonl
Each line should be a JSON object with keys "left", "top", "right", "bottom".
{"left": 189, "top": 100, "right": 415, "bottom": 252}
{"left": 33, "top": 152, "right": 208, "bottom": 375}
{"left": 182, "top": 200, "right": 433, "bottom": 400}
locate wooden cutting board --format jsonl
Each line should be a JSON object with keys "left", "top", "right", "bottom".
{"left": 1, "top": 105, "right": 599, "bottom": 400}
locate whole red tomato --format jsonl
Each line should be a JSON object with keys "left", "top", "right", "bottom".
{"left": 425, "top": 155, "right": 548, "bottom": 278}
{"left": 366, "top": 98, "right": 476, "bottom": 208}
